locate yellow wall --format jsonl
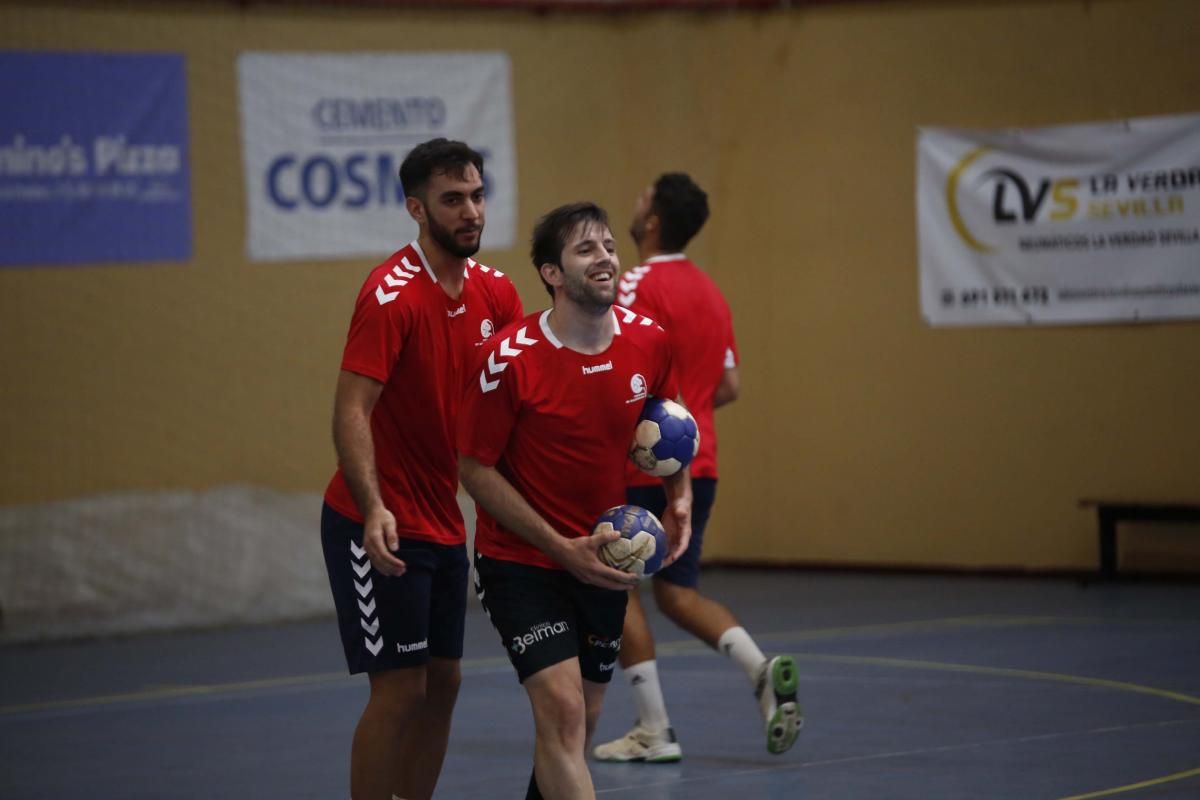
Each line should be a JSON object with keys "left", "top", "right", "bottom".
{"left": 2, "top": 0, "right": 1198, "bottom": 570}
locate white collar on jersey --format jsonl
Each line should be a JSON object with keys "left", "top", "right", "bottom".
{"left": 643, "top": 253, "right": 686, "bottom": 265}
{"left": 537, "top": 307, "right": 622, "bottom": 349}
{"left": 409, "top": 240, "right": 474, "bottom": 281}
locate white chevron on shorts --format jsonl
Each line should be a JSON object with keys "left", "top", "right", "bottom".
{"left": 351, "top": 540, "right": 382, "bottom": 656}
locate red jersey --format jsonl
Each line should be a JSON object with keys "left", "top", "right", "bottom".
{"left": 458, "top": 307, "right": 678, "bottom": 569}
{"left": 618, "top": 254, "right": 738, "bottom": 483}
{"left": 324, "top": 241, "right": 524, "bottom": 544}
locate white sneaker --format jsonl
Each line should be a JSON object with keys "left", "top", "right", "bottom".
{"left": 592, "top": 722, "right": 683, "bottom": 763}
{"left": 755, "top": 655, "right": 802, "bottom": 755}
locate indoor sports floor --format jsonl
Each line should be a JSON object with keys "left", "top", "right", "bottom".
{"left": 3, "top": 569, "right": 1199, "bottom": 799}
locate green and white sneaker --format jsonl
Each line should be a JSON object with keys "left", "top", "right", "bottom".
{"left": 592, "top": 722, "right": 683, "bottom": 763}
{"left": 755, "top": 655, "right": 802, "bottom": 755}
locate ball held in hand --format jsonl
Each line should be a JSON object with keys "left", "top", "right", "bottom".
{"left": 594, "top": 504, "right": 668, "bottom": 577}
{"left": 630, "top": 397, "right": 700, "bottom": 477}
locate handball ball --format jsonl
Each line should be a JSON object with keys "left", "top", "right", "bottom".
{"left": 594, "top": 504, "right": 668, "bottom": 577}
{"left": 629, "top": 397, "right": 699, "bottom": 477}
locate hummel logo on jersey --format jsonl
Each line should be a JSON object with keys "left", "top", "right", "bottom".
{"left": 375, "top": 256, "right": 422, "bottom": 306}
{"left": 582, "top": 361, "right": 613, "bottom": 375}
{"left": 479, "top": 326, "right": 538, "bottom": 393}
{"left": 448, "top": 304, "right": 466, "bottom": 318}
{"left": 396, "top": 638, "right": 428, "bottom": 654}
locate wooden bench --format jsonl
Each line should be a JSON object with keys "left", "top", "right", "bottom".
{"left": 1079, "top": 499, "right": 1200, "bottom": 578}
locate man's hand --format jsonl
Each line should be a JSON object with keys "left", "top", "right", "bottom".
{"left": 660, "top": 494, "right": 692, "bottom": 567}
{"left": 555, "top": 529, "right": 641, "bottom": 591}
{"left": 362, "top": 506, "right": 406, "bottom": 576}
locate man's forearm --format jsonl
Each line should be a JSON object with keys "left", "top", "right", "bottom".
{"left": 663, "top": 467, "right": 692, "bottom": 507}
{"left": 459, "top": 458, "right": 566, "bottom": 560}
{"left": 333, "top": 410, "right": 383, "bottom": 516}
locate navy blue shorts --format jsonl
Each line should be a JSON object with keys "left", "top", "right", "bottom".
{"left": 626, "top": 478, "right": 717, "bottom": 589}
{"left": 321, "top": 503, "right": 468, "bottom": 674}
{"left": 473, "top": 551, "right": 627, "bottom": 684}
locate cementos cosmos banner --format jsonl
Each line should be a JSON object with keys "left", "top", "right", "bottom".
{"left": 917, "top": 113, "right": 1200, "bottom": 326}
{"left": 0, "top": 51, "right": 192, "bottom": 267}
{"left": 237, "top": 52, "right": 516, "bottom": 262}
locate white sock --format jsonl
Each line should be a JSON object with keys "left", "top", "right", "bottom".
{"left": 717, "top": 626, "right": 767, "bottom": 685}
{"left": 626, "top": 660, "right": 671, "bottom": 731}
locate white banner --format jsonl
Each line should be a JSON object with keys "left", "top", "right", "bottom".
{"left": 238, "top": 52, "right": 516, "bottom": 262}
{"left": 918, "top": 113, "right": 1200, "bottom": 326}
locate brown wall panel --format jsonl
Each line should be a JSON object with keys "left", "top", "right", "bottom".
{"left": 2, "top": 0, "right": 1197, "bottom": 569}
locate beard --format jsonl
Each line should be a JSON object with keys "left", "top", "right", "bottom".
{"left": 561, "top": 268, "right": 616, "bottom": 313}
{"left": 428, "top": 212, "right": 482, "bottom": 259}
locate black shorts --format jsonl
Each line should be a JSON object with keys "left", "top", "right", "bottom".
{"left": 473, "top": 551, "right": 628, "bottom": 684}
{"left": 321, "top": 503, "right": 468, "bottom": 674}
{"left": 626, "top": 478, "right": 717, "bottom": 589}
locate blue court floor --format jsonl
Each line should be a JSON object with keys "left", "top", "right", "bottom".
{"left": 3, "top": 569, "right": 1199, "bottom": 799}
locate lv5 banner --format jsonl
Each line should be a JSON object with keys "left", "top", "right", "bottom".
{"left": 917, "top": 113, "right": 1200, "bottom": 326}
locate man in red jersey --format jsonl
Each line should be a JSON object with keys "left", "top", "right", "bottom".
{"left": 593, "top": 174, "right": 802, "bottom": 763}
{"left": 321, "top": 138, "right": 524, "bottom": 800}
{"left": 458, "top": 202, "right": 692, "bottom": 800}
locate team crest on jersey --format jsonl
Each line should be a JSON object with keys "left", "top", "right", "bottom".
{"left": 627, "top": 373, "right": 648, "bottom": 403}
{"left": 480, "top": 319, "right": 494, "bottom": 339}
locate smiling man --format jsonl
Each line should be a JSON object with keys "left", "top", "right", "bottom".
{"left": 458, "top": 202, "right": 693, "bottom": 800}
{"left": 320, "top": 138, "right": 524, "bottom": 800}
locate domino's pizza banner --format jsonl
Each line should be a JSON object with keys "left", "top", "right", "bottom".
{"left": 237, "top": 52, "right": 516, "bottom": 262}
{"left": 0, "top": 51, "right": 192, "bottom": 267}
{"left": 917, "top": 113, "right": 1200, "bottom": 326}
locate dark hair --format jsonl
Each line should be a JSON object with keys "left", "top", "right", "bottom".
{"left": 651, "top": 172, "right": 709, "bottom": 251}
{"left": 529, "top": 202, "right": 610, "bottom": 299}
{"left": 398, "top": 138, "right": 484, "bottom": 199}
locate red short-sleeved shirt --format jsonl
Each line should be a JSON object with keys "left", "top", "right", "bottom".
{"left": 618, "top": 254, "right": 738, "bottom": 484}
{"left": 458, "top": 306, "right": 678, "bottom": 569}
{"left": 324, "top": 241, "right": 524, "bottom": 544}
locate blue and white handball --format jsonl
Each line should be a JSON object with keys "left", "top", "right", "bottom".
{"left": 594, "top": 504, "right": 668, "bottom": 577}
{"left": 629, "top": 397, "right": 700, "bottom": 478}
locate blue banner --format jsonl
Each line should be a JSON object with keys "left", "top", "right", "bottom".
{"left": 0, "top": 51, "right": 192, "bottom": 267}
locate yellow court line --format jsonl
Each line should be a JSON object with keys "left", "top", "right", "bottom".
{"left": 0, "top": 655, "right": 516, "bottom": 716}
{"left": 0, "top": 671, "right": 348, "bottom": 715}
{"left": 4, "top": 614, "right": 1196, "bottom": 716}
{"left": 1057, "top": 766, "right": 1200, "bottom": 799}
{"left": 794, "top": 653, "right": 1200, "bottom": 707}
{"left": 790, "top": 653, "right": 1200, "bottom": 800}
